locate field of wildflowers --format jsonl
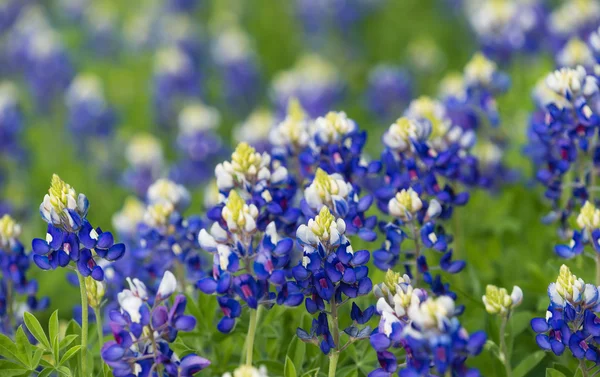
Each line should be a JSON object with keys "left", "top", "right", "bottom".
{"left": 1, "top": 0, "right": 600, "bottom": 376}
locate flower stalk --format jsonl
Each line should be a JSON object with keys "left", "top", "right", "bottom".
{"left": 77, "top": 272, "right": 89, "bottom": 377}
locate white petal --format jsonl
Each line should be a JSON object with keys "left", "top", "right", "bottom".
{"left": 157, "top": 271, "right": 177, "bottom": 300}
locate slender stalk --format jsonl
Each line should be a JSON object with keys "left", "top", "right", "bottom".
{"left": 95, "top": 307, "right": 103, "bottom": 347}
{"left": 580, "top": 360, "right": 590, "bottom": 377}
{"left": 77, "top": 272, "right": 89, "bottom": 377}
{"left": 499, "top": 315, "right": 511, "bottom": 377}
{"left": 411, "top": 223, "right": 421, "bottom": 286}
{"left": 6, "top": 280, "right": 14, "bottom": 329}
{"left": 245, "top": 308, "right": 259, "bottom": 366}
{"left": 328, "top": 294, "right": 340, "bottom": 377}
{"left": 328, "top": 352, "right": 339, "bottom": 377}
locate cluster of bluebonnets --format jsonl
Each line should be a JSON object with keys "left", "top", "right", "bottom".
{"left": 2, "top": 0, "right": 600, "bottom": 377}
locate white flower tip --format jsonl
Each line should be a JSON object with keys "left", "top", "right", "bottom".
{"left": 157, "top": 270, "right": 178, "bottom": 300}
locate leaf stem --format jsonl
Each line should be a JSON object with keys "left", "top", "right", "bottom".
{"left": 328, "top": 294, "right": 340, "bottom": 377}
{"left": 77, "top": 272, "right": 89, "bottom": 377}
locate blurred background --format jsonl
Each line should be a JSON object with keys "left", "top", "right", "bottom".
{"left": 1, "top": 0, "right": 597, "bottom": 375}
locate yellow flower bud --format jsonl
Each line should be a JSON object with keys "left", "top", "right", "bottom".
{"left": 85, "top": 276, "right": 106, "bottom": 308}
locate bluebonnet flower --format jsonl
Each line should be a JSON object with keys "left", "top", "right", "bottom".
{"left": 234, "top": 108, "right": 274, "bottom": 153}
{"left": 462, "top": 0, "right": 546, "bottom": 61}
{"left": 271, "top": 103, "right": 380, "bottom": 195}
{"left": 374, "top": 111, "right": 470, "bottom": 279}
{"left": 547, "top": 0, "right": 600, "bottom": 51}
{"left": 170, "top": 102, "right": 224, "bottom": 187}
{"left": 556, "top": 38, "right": 597, "bottom": 68}
{"left": 406, "top": 37, "right": 445, "bottom": 74}
{"left": 18, "top": 25, "right": 74, "bottom": 112}
{"left": 0, "top": 214, "right": 49, "bottom": 336}
{"left": 83, "top": 3, "right": 120, "bottom": 57}
{"left": 294, "top": 206, "right": 374, "bottom": 355}
{"left": 102, "top": 271, "right": 211, "bottom": 376}
{"left": 525, "top": 62, "right": 600, "bottom": 239}
{"left": 531, "top": 265, "right": 600, "bottom": 362}
{"left": 0, "top": 82, "right": 26, "bottom": 163}
{"left": 127, "top": 178, "right": 207, "bottom": 290}
{"left": 197, "top": 189, "right": 302, "bottom": 332}
{"left": 441, "top": 53, "right": 516, "bottom": 191}
{"left": 369, "top": 271, "right": 486, "bottom": 377}
{"left": 482, "top": 284, "right": 523, "bottom": 316}
{"left": 214, "top": 142, "right": 300, "bottom": 235}
{"left": 271, "top": 55, "right": 344, "bottom": 118}
{"left": 123, "top": 134, "right": 165, "bottom": 197}
{"left": 212, "top": 27, "right": 261, "bottom": 115}
{"left": 365, "top": 64, "right": 413, "bottom": 121}
{"left": 301, "top": 168, "right": 377, "bottom": 241}
{"left": 156, "top": 14, "right": 205, "bottom": 67}
{"left": 65, "top": 74, "right": 117, "bottom": 152}
{"left": 31, "top": 175, "right": 126, "bottom": 280}
{"left": 152, "top": 47, "right": 202, "bottom": 128}
{"left": 0, "top": 0, "right": 29, "bottom": 34}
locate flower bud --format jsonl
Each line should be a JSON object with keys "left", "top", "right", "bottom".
{"left": 85, "top": 276, "right": 106, "bottom": 308}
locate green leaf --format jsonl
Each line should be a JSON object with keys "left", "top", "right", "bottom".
{"left": 551, "top": 364, "right": 573, "bottom": 376}
{"left": 23, "top": 312, "right": 51, "bottom": 350}
{"left": 0, "top": 360, "right": 29, "bottom": 376}
{"left": 286, "top": 336, "right": 306, "bottom": 371}
{"left": 546, "top": 369, "right": 566, "bottom": 377}
{"left": 59, "top": 335, "right": 78, "bottom": 350}
{"left": 38, "top": 368, "right": 54, "bottom": 377}
{"left": 300, "top": 368, "right": 320, "bottom": 377}
{"left": 284, "top": 356, "right": 297, "bottom": 377}
{"left": 49, "top": 310, "right": 59, "bottom": 347}
{"left": 574, "top": 368, "right": 584, "bottom": 377}
{"left": 59, "top": 345, "right": 82, "bottom": 366}
{"left": 31, "top": 347, "right": 44, "bottom": 369}
{"left": 513, "top": 351, "right": 546, "bottom": 377}
{"left": 14, "top": 326, "right": 33, "bottom": 367}
{"left": 0, "top": 333, "right": 19, "bottom": 361}
{"left": 57, "top": 365, "right": 73, "bottom": 377}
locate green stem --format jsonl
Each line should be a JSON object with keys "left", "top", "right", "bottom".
{"left": 499, "top": 315, "right": 511, "bottom": 377}
{"left": 328, "top": 352, "right": 339, "bottom": 377}
{"left": 411, "top": 223, "right": 421, "bottom": 286}
{"left": 328, "top": 294, "right": 340, "bottom": 377}
{"left": 580, "top": 360, "right": 590, "bottom": 377}
{"left": 77, "top": 272, "right": 89, "bottom": 377}
{"left": 245, "top": 308, "right": 259, "bottom": 366}
{"left": 95, "top": 307, "right": 103, "bottom": 347}
{"left": 6, "top": 280, "right": 14, "bottom": 329}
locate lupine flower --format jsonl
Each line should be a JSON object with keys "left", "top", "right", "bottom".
{"left": 301, "top": 168, "right": 377, "bottom": 241}
{"left": 0, "top": 214, "right": 49, "bottom": 336}
{"left": 212, "top": 26, "right": 261, "bottom": 114}
{"left": 85, "top": 275, "right": 106, "bottom": 308}
{"left": 83, "top": 2, "right": 120, "bottom": 57}
{"left": 152, "top": 47, "right": 202, "bottom": 127}
{"left": 548, "top": 0, "right": 600, "bottom": 50}
{"left": 525, "top": 56, "right": 600, "bottom": 241}
{"left": 20, "top": 27, "right": 74, "bottom": 112}
{"left": 123, "top": 134, "right": 165, "bottom": 197}
{"left": 197, "top": 189, "right": 302, "bottom": 333}
{"left": 127, "top": 178, "right": 206, "bottom": 291}
{"left": 213, "top": 142, "right": 299, "bottom": 234}
{"left": 112, "top": 196, "right": 146, "bottom": 241}
{"left": 365, "top": 64, "right": 412, "bottom": 121}
{"left": 294, "top": 206, "right": 374, "bottom": 353}
{"left": 65, "top": 73, "right": 117, "bottom": 151}
{"left": 102, "top": 271, "right": 210, "bottom": 376}
{"left": 170, "top": 102, "right": 224, "bottom": 187}
{"left": 482, "top": 284, "right": 523, "bottom": 316}
{"left": 0, "top": 82, "right": 26, "bottom": 163}
{"left": 441, "top": 52, "right": 515, "bottom": 191}
{"left": 271, "top": 55, "right": 344, "bottom": 118}
{"left": 462, "top": 0, "right": 545, "bottom": 61}
{"left": 31, "top": 175, "right": 126, "bottom": 280}
{"left": 370, "top": 271, "right": 485, "bottom": 376}
{"left": 234, "top": 108, "right": 274, "bottom": 153}
{"left": 532, "top": 264, "right": 600, "bottom": 360}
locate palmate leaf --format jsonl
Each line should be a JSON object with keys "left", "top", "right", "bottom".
{"left": 49, "top": 310, "right": 59, "bottom": 348}
{"left": 23, "top": 312, "right": 51, "bottom": 350}
{"left": 59, "top": 345, "right": 82, "bottom": 366}
{"left": 0, "top": 333, "right": 19, "bottom": 361}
